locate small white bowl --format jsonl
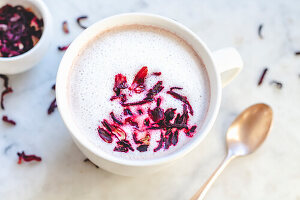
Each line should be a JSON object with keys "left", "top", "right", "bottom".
{"left": 0, "top": 0, "right": 52, "bottom": 74}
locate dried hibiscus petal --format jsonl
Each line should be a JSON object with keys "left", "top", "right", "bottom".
{"left": 164, "top": 133, "right": 172, "bottom": 149}
{"left": 258, "top": 24, "right": 263, "bottom": 39}
{"left": 171, "top": 130, "right": 179, "bottom": 145}
{"left": 17, "top": 151, "right": 42, "bottom": 164}
{"left": 102, "top": 120, "right": 112, "bottom": 132}
{"left": 110, "top": 94, "right": 127, "bottom": 102}
{"left": 144, "top": 118, "right": 150, "bottom": 126}
{"left": 144, "top": 81, "right": 164, "bottom": 101}
{"left": 58, "top": 45, "right": 69, "bottom": 51}
{"left": 1, "top": 87, "right": 13, "bottom": 110}
{"left": 133, "top": 132, "right": 143, "bottom": 144}
{"left": 185, "top": 125, "right": 197, "bottom": 137}
{"left": 148, "top": 107, "right": 164, "bottom": 122}
{"left": 2, "top": 115, "right": 16, "bottom": 125}
{"left": 104, "top": 122, "right": 127, "bottom": 141}
{"left": 137, "top": 144, "right": 149, "bottom": 152}
{"left": 167, "top": 90, "right": 194, "bottom": 115}
{"left": 164, "top": 108, "right": 176, "bottom": 122}
{"left": 270, "top": 80, "right": 283, "bottom": 89}
{"left": 154, "top": 132, "right": 164, "bottom": 152}
{"left": 170, "top": 86, "right": 183, "bottom": 91}
{"left": 122, "top": 81, "right": 164, "bottom": 107}
{"left": 114, "top": 139, "right": 134, "bottom": 152}
{"left": 152, "top": 72, "right": 161, "bottom": 76}
{"left": 97, "top": 127, "right": 112, "bottom": 143}
{"left": 129, "top": 66, "right": 148, "bottom": 93}
{"left": 62, "top": 21, "right": 69, "bottom": 34}
{"left": 76, "top": 15, "right": 88, "bottom": 29}
{"left": 258, "top": 67, "right": 268, "bottom": 86}
{"left": 110, "top": 112, "right": 123, "bottom": 125}
{"left": 113, "top": 74, "right": 128, "bottom": 96}
{"left": 114, "top": 145, "right": 128, "bottom": 153}
{"left": 125, "top": 117, "right": 139, "bottom": 129}
{"left": 47, "top": 98, "right": 57, "bottom": 115}
{"left": 123, "top": 108, "right": 133, "bottom": 116}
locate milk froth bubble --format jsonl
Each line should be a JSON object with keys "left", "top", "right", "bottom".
{"left": 68, "top": 25, "right": 210, "bottom": 160}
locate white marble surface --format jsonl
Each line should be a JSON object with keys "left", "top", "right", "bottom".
{"left": 1, "top": 0, "right": 300, "bottom": 199}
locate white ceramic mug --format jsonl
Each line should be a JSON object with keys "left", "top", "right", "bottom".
{"left": 56, "top": 13, "right": 243, "bottom": 176}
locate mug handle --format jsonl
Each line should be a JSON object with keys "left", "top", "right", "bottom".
{"left": 212, "top": 47, "right": 243, "bottom": 87}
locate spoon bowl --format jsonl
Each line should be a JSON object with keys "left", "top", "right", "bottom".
{"left": 226, "top": 103, "right": 273, "bottom": 156}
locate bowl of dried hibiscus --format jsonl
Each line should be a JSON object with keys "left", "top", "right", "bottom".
{"left": 0, "top": 0, "right": 52, "bottom": 74}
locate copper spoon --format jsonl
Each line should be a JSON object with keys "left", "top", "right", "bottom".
{"left": 191, "top": 103, "right": 273, "bottom": 200}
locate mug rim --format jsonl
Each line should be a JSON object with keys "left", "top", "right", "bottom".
{"left": 56, "top": 13, "right": 222, "bottom": 167}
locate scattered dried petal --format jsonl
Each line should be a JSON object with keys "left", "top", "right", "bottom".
{"left": 110, "top": 112, "right": 123, "bottom": 125}
{"left": 17, "top": 151, "right": 42, "bottom": 164}
{"left": 137, "top": 144, "right": 149, "bottom": 152}
{"left": 171, "top": 130, "right": 179, "bottom": 145}
{"left": 148, "top": 107, "right": 164, "bottom": 122}
{"left": 113, "top": 74, "right": 128, "bottom": 96}
{"left": 123, "top": 108, "right": 133, "bottom": 116}
{"left": 97, "top": 127, "right": 113, "bottom": 143}
{"left": 2, "top": 115, "right": 16, "bottom": 125}
{"left": 270, "top": 80, "right": 283, "bottom": 89}
{"left": 258, "top": 68, "right": 268, "bottom": 86}
{"left": 167, "top": 90, "right": 193, "bottom": 115}
{"left": 129, "top": 66, "right": 148, "bottom": 93}
{"left": 185, "top": 125, "right": 197, "bottom": 137}
{"left": 76, "top": 15, "right": 88, "bottom": 29}
{"left": 152, "top": 72, "right": 161, "bottom": 76}
{"left": 58, "top": 45, "right": 69, "bottom": 51}
{"left": 1, "top": 87, "right": 13, "bottom": 110}
{"left": 154, "top": 132, "right": 164, "bottom": 152}
{"left": 62, "top": 21, "right": 69, "bottom": 34}
{"left": 258, "top": 24, "right": 263, "bottom": 39}
{"left": 170, "top": 86, "right": 183, "bottom": 91}
{"left": 47, "top": 98, "right": 57, "bottom": 115}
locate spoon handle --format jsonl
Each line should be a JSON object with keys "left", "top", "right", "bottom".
{"left": 191, "top": 151, "right": 235, "bottom": 200}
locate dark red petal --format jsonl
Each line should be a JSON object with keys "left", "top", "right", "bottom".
{"left": 47, "top": 98, "right": 57, "bottom": 115}
{"left": 17, "top": 151, "right": 42, "bottom": 164}
{"left": 2, "top": 115, "right": 16, "bottom": 125}
{"left": 154, "top": 132, "right": 164, "bottom": 152}
{"left": 98, "top": 127, "right": 113, "bottom": 143}
{"left": 58, "top": 45, "right": 69, "bottom": 51}
{"left": 152, "top": 72, "right": 161, "bottom": 76}
{"left": 110, "top": 112, "right": 123, "bottom": 125}
{"left": 1, "top": 87, "right": 13, "bottom": 110}
{"left": 148, "top": 107, "right": 164, "bottom": 122}
{"left": 171, "top": 130, "right": 179, "bottom": 145}
{"left": 62, "top": 21, "right": 69, "bottom": 34}
{"left": 129, "top": 66, "right": 148, "bottom": 92}
{"left": 137, "top": 145, "right": 149, "bottom": 152}
{"left": 167, "top": 90, "right": 194, "bottom": 115}
{"left": 77, "top": 16, "right": 88, "bottom": 29}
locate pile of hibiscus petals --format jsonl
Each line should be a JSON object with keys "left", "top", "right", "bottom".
{"left": 97, "top": 66, "right": 197, "bottom": 153}
{"left": 0, "top": 4, "right": 43, "bottom": 57}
